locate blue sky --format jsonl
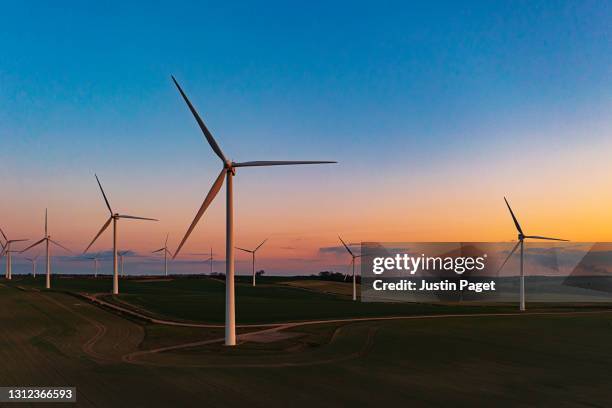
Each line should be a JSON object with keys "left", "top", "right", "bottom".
{"left": 1, "top": 1, "right": 611, "bottom": 275}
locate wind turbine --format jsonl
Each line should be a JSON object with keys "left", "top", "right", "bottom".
{"left": 236, "top": 238, "right": 268, "bottom": 286}
{"left": 20, "top": 209, "right": 71, "bottom": 289}
{"left": 204, "top": 247, "right": 213, "bottom": 275}
{"left": 498, "top": 197, "right": 568, "bottom": 311}
{"left": 152, "top": 234, "right": 172, "bottom": 276}
{"left": 338, "top": 235, "right": 361, "bottom": 301}
{"left": 171, "top": 75, "right": 337, "bottom": 346}
{"left": 0, "top": 228, "right": 28, "bottom": 280}
{"left": 87, "top": 254, "right": 101, "bottom": 278}
{"left": 25, "top": 255, "right": 39, "bottom": 278}
{"left": 118, "top": 250, "right": 130, "bottom": 277}
{"left": 84, "top": 175, "right": 157, "bottom": 294}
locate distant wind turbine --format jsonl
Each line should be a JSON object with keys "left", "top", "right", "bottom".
{"left": 236, "top": 238, "right": 268, "bottom": 286}
{"left": 118, "top": 250, "right": 130, "bottom": 277}
{"left": 0, "top": 228, "right": 28, "bottom": 280}
{"left": 205, "top": 247, "right": 213, "bottom": 275}
{"left": 25, "top": 255, "right": 39, "bottom": 278}
{"left": 87, "top": 254, "right": 101, "bottom": 278}
{"left": 338, "top": 235, "right": 361, "bottom": 301}
{"left": 170, "top": 75, "right": 337, "bottom": 346}
{"left": 152, "top": 234, "right": 172, "bottom": 276}
{"left": 497, "top": 197, "right": 568, "bottom": 311}
{"left": 84, "top": 175, "right": 157, "bottom": 294}
{"left": 20, "top": 209, "right": 71, "bottom": 289}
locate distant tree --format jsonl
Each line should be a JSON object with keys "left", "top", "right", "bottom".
{"left": 255, "top": 270, "right": 265, "bottom": 277}
{"left": 318, "top": 271, "right": 346, "bottom": 281}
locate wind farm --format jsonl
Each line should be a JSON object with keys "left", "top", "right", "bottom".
{"left": 2, "top": 3, "right": 611, "bottom": 406}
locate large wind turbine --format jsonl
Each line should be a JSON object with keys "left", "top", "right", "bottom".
{"left": 171, "top": 75, "right": 336, "bottom": 346}
{"left": 236, "top": 238, "right": 268, "bottom": 286}
{"left": 20, "top": 210, "right": 71, "bottom": 289}
{"left": 498, "top": 197, "right": 568, "bottom": 311}
{"left": 84, "top": 175, "right": 157, "bottom": 294}
{"left": 0, "top": 228, "right": 28, "bottom": 280}
{"left": 25, "top": 255, "right": 39, "bottom": 278}
{"left": 152, "top": 234, "right": 172, "bottom": 276}
{"left": 338, "top": 235, "right": 361, "bottom": 301}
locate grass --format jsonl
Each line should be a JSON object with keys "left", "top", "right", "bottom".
{"left": 15, "top": 275, "right": 519, "bottom": 324}
{"left": 4, "top": 276, "right": 612, "bottom": 406}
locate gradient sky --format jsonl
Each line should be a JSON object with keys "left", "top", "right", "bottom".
{"left": 1, "top": 1, "right": 611, "bottom": 275}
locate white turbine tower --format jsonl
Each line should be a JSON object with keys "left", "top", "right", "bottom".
{"left": 20, "top": 210, "right": 71, "bottom": 289}
{"left": 84, "top": 175, "right": 157, "bottom": 295}
{"left": 87, "top": 254, "right": 101, "bottom": 278}
{"left": 118, "top": 250, "right": 130, "bottom": 277}
{"left": 171, "top": 75, "right": 336, "bottom": 346}
{"left": 25, "top": 255, "right": 39, "bottom": 278}
{"left": 205, "top": 247, "right": 213, "bottom": 275}
{"left": 0, "top": 228, "right": 28, "bottom": 280}
{"left": 152, "top": 234, "right": 172, "bottom": 276}
{"left": 236, "top": 239, "right": 268, "bottom": 286}
{"left": 497, "top": 197, "right": 568, "bottom": 311}
{"left": 338, "top": 235, "right": 361, "bottom": 301}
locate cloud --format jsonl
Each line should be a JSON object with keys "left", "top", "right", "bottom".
{"left": 319, "top": 245, "right": 349, "bottom": 255}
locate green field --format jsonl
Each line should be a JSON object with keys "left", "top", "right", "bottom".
{"left": 3, "top": 276, "right": 612, "bottom": 407}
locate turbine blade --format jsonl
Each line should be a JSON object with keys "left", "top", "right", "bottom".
{"left": 165, "top": 233, "right": 169, "bottom": 246}
{"left": 152, "top": 248, "right": 165, "bottom": 253}
{"left": 255, "top": 238, "right": 268, "bottom": 251}
{"left": 117, "top": 215, "right": 158, "bottom": 221}
{"left": 496, "top": 241, "right": 521, "bottom": 274}
{"left": 0, "top": 227, "right": 7, "bottom": 242}
{"left": 45, "top": 208, "right": 48, "bottom": 236}
{"left": 235, "top": 247, "right": 252, "bottom": 253}
{"left": 83, "top": 217, "right": 112, "bottom": 253}
{"left": 171, "top": 76, "right": 227, "bottom": 163}
{"left": 173, "top": 168, "right": 226, "bottom": 259}
{"left": 95, "top": 174, "right": 113, "bottom": 215}
{"left": 504, "top": 197, "right": 523, "bottom": 235}
{"left": 50, "top": 239, "right": 72, "bottom": 253}
{"left": 8, "top": 239, "right": 28, "bottom": 243}
{"left": 524, "top": 235, "right": 568, "bottom": 242}
{"left": 233, "top": 160, "right": 337, "bottom": 167}
{"left": 338, "top": 235, "right": 354, "bottom": 257}
{"left": 20, "top": 238, "right": 46, "bottom": 253}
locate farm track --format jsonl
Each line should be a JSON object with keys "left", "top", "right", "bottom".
{"left": 13, "top": 285, "right": 612, "bottom": 369}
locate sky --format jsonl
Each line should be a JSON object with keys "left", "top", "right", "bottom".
{"left": 1, "top": 1, "right": 611, "bottom": 275}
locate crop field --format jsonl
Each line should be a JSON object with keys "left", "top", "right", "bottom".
{"left": 3, "top": 277, "right": 612, "bottom": 406}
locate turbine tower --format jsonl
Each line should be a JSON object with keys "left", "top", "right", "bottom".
{"left": 87, "top": 254, "right": 101, "bottom": 278}
{"left": 171, "top": 75, "right": 336, "bottom": 346}
{"left": 118, "top": 250, "right": 130, "bottom": 277}
{"left": 25, "top": 255, "right": 39, "bottom": 278}
{"left": 152, "top": 234, "right": 172, "bottom": 276}
{"left": 338, "top": 235, "right": 361, "bottom": 301}
{"left": 498, "top": 197, "right": 567, "bottom": 311}
{"left": 0, "top": 228, "right": 28, "bottom": 280}
{"left": 84, "top": 175, "right": 157, "bottom": 295}
{"left": 205, "top": 247, "right": 213, "bottom": 275}
{"left": 20, "top": 209, "right": 71, "bottom": 289}
{"left": 236, "top": 238, "right": 268, "bottom": 286}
